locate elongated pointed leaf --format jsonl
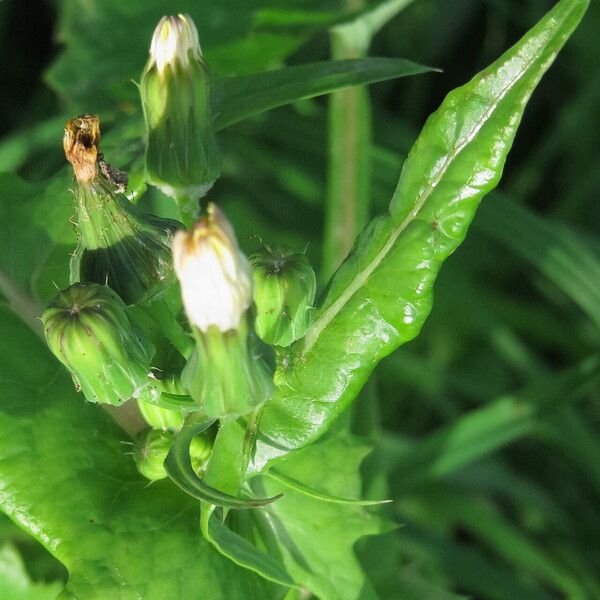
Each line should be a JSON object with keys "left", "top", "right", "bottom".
{"left": 212, "top": 58, "right": 434, "bottom": 130}
{"left": 266, "top": 470, "right": 392, "bottom": 506}
{"left": 250, "top": 0, "right": 589, "bottom": 471}
{"left": 200, "top": 505, "right": 296, "bottom": 588}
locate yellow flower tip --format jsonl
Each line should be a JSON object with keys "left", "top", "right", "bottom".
{"left": 149, "top": 13, "right": 202, "bottom": 75}
{"left": 172, "top": 204, "right": 252, "bottom": 333}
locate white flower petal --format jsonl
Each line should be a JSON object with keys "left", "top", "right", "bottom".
{"left": 173, "top": 205, "right": 251, "bottom": 332}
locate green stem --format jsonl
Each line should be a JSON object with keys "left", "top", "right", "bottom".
{"left": 174, "top": 194, "right": 199, "bottom": 228}
{"left": 321, "top": 0, "right": 415, "bottom": 281}
{"left": 322, "top": 25, "right": 371, "bottom": 281}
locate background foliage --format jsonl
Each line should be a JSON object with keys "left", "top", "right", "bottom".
{"left": 0, "top": 0, "right": 598, "bottom": 598}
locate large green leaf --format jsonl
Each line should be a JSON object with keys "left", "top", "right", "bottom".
{"left": 212, "top": 58, "right": 433, "bottom": 130}
{"left": 0, "top": 307, "right": 278, "bottom": 599}
{"left": 248, "top": 0, "right": 589, "bottom": 472}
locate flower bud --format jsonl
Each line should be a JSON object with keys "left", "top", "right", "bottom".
{"left": 251, "top": 247, "right": 316, "bottom": 347}
{"left": 190, "top": 432, "right": 213, "bottom": 476}
{"left": 137, "top": 399, "right": 184, "bottom": 431}
{"left": 133, "top": 429, "right": 174, "bottom": 481}
{"left": 172, "top": 203, "right": 251, "bottom": 333}
{"left": 42, "top": 283, "right": 155, "bottom": 406}
{"left": 140, "top": 14, "right": 221, "bottom": 202}
{"left": 64, "top": 115, "right": 180, "bottom": 305}
{"left": 173, "top": 205, "right": 273, "bottom": 417}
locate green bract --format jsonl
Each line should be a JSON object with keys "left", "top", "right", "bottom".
{"left": 64, "top": 115, "right": 180, "bottom": 305}
{"left": 183, "top": 323, "right": 273, "bottom": 418}
{"left": 133, "top": 428, "right": 175, "bottom": 480}
{"left": 140, "top": 14, "right": 221, "bottom": 206}
{"left": 42, "top": 283, "right": 155, "bottom": 406}
{"left": 251, "top": 247, "right": 316, "bottom": 347}
{"left": 137, "top": 399, "right": 185, "bottom": 431}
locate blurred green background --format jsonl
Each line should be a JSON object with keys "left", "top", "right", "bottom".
{"left": 0, "top": 0, "right": 599, "bottom": 598}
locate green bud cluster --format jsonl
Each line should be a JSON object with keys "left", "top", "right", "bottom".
{"left": 42, "top": 283, "right": 154, "bottom": 406}
{"left": 52, "top": 15, "right": 320, "bottom": 492}
{"left": 190, "top": 432, "right": 213, "bottom": 476}
{"left": 140, "top": 14, "right": 221, "bottom": 205}
{"left": 251, "top": 247, "right": 316, "bottom": 347}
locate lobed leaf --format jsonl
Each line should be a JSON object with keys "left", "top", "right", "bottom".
{"left": 0, "top": 308, "right": 277, "bottom": 599}
{"left": 260, "top": 436, "right": 390, "bottom": 600}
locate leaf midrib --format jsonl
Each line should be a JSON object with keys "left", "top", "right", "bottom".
{"left": 301, "top": 31, "right": 557, "bottom": 357}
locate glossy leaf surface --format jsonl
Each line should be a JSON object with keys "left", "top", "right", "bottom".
{"left": 250, "top": 0, "right": 589, "bottom": 471}
{"left": 0, "top": 308, "right": 274, "bottom": 599}
{"left": 200, "top": 505, "right": 296, "bottom": 588}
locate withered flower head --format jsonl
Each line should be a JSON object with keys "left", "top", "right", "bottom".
{"left": 63, "top": 114, "right": 100, "bottom": 184}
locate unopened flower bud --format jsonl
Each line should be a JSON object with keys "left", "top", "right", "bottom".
{"left": 42, "top": 283, "right": 154, "bottom": 406}
{"left": 133, "top": 429, "right": 174, "bottom": 481}
{"left": 137, "top": 399, "right": 184, "bottom": 431}
{"left": 64, "top": 115, "right": 180, "bottom": 305}
{"left": 140, "top": 14, "right": 221, "bottom": 203}
{"left": 251, "top": 247, "right": 316, "bottom": 346}
{"left": 190, "top": 432, "right": 213, "bottom": 476}
{"left": 172, "top": 203, "right": 251, "bottom": 333}
{"left": 173, "top": 205, "right": 273, "bottom": 417}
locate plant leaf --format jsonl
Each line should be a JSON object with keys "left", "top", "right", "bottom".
{"left": 0, "top": 307, "right": 277, "bottom": 599}
{"left": 165, "top": 415, "right": 282, "bottom": 509}
{"left": 250, "top": 0, "right": 589, "bottom": 472}
{"left": 212, "top": 58, "right": 435, "bottom": 130}
{"left": 260, "top": 435, "right": 391, "bottom": 600}
{"left": 200, "top": 505, "right": 296, "bottom": 588}
{"left": 476, "top": 193, "right": 600, "bottom": 329}
{"left": 0, "top": 544, "right": 62, "bottom": 600}
{"left": 386, "top": 356, "right": 600, "bottom": 490}
{"left": 45, "top": 0, "right": 384, "bottom": 113}
{"left": 0, "top": 172, "right": 74, "bottom": 320}
{"left": 266, "top": 469, "right": 392, "bottom": 506}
